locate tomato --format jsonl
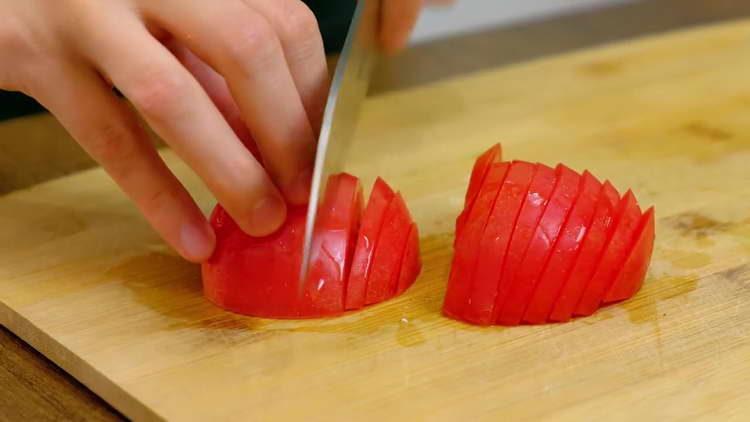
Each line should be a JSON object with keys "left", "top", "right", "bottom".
{"left": 497, "top": 164, "right": 582, "bottom": 325}
{"left": 443, "top": 163, "right": 510, "bottom": 319}
{"left": 491, "top": 163, "right": 557, "bottom": 323}
{"left": 456, "top": 144, "right": 502, "bottom": 238}
{"left": 548, "top": 182, "right": 620, "bottom": 322}
{"left": 522, "top": 171, "right": 601, "bottom": 324}
{"left": 396, "top": 223, "right": 421, "bottom": 295}
{"left": 202, "top": 174, "right": 420, "bottom": 319}
{"left": 460, "top": 161, "right": 536, "bottom": 325}
{"left": 603, "top": 207, "right": 655, "bottom": 303}
{"left": 574, "top": 190, "right": 642, "bottom": 316}
{"left": 345, "top": 178, "right": 395, "bottom": 310}
{"left": 365, "top": 193, "right": 414, "bottom": 305}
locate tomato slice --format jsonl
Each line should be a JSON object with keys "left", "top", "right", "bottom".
{"left": 345, "top": 178, "right": 395, "bottom": 310}
{"left": 364, "top": 193, "right": 413, "bottom": 305}
{"left": 574, "top": 190, "right": 642, "bottom": 316}
{"left": 300, "top": 174, "right": 362, "bottom": 315}
{"left": 497, "top": 164, "right": 582, "bottom": 325}
{"left": 396, "top": 223, "right": 421, "bottom": 295}
{"left": 456, "top": 144, "right": 502, "bottom": 237}
{"left": 522, "top": 171, "right": 602, "bottom": 324}
{"left": 490, "top": 163, "right": 557, "bottom": 323}
{"left": 460, "top": 161, "right": 536, "bottom": 325}
{"left": 202, "top": 205, "right": 306, "bottom": 318}
{"left": 602, "top": 207, "right": 655, "bottom": 303}
{"left": 443, "top": 163, "right": 510, "bottom": 319}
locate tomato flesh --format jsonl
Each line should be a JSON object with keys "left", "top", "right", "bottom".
{"left": 456, "top": 144, "right": 502, "bottom": 237}
{"left": 497, "top": 164, "right": 581, "bottom": 325}
{"left": 345, "top": 178, "right": 395, "bottom": 310}
{"left": 460, "top": 161, "right": 536, "bottom": 325}
{"left": 522, "top": 171, "right": 602, "bottom": 324}
{"left": 396, "top": 223, "right": 422, "bottom": 295}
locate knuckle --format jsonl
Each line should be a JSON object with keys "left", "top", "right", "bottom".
{"left": 84, "top": 118, "right": 141, "bottom": 170}
{"left": 221, "top": 18, "right": 277, "bottom": 71}
{"left": 127, "top": 67, "right": 189, "bottom": 119}
{"left": 279, "top": 3, "right": 319, "bottom": 44}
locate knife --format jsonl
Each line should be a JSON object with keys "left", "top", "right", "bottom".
{"left": 299, "top": 0, "right": 382, "bottom": 290}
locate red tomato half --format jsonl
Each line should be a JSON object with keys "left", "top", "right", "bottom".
{"left": 548, "top": 182, "right": 620, "bottom": 322}
{"left": 460, "top": 161, "right": 536, "bottom": 325}
{"left": 345, "top": 178, "right": 395, "bottom": 310}
{"left": 522, "top": 171, "right": 602, "bottom": 324}
{"left": 202, "top": 174, "right": 420, "bottom": 319}
{"left": 574, "top": 190, "right": 642, "bottom": 316}
{"left": 365, "top": 193, "right": 414, "bottom": 305}
{"left": 443, "top": 163, "right": 510, "bottom": 319}
{"left": 497, "top": 164, "right": 582, "bottom": 325}
{"left": 602, "top": 207, "right": 655, "bottom": 304}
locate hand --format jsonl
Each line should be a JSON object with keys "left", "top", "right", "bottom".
{"left": 0, "top": 0, "right": 328, "bottom": 262}
{"left": 0, "top": 0, "right": 435, "bottom": 264}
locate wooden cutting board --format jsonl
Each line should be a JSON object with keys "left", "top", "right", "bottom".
{"left": 2, "top": 20, "right": 750, "bottom": 421}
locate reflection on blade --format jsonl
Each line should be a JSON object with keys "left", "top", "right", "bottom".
{"left": 299, "top": 0, "right": 381, "bottom": 292}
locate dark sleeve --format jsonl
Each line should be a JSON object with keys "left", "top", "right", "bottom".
{"left": 0, "top": 2, "right": 353, "bottom": 121}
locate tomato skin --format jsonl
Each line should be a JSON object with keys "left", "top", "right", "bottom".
{"left": 548, "top": 182, "right": 620, "bottom": 322}
{"left": 522, "top": 171, "right": 602, "bottom": 324}
{"left": 443, "top": 163, "right": 510, "bottom": 319}
{"left": 460, "top": 161, "right": 536, "bottom": 325}
{"left": 202, "top": 174, "right": 420, "bottom": 319}
{"left": 202, "top": 205, "right": 307, "bottom": 318}
{"left": 497, "top": 165, "right": 581, "bottom": 325}
{"left": 603, "top": 207, "right": 655, "bottom": 304}
{"left": 574, "top": 190, "right": 642, "bottom": 316}
{"left": 490, "top": 163, "right": 557, "bottom": 324}
{"left": 365, "top": 193, "right": 413, "bottom": 305}
{"left": 456, "top": 144, "right": 502, "bottom": 238}
{"left": 345, "top": 178, "right": 395, "bottom": 310}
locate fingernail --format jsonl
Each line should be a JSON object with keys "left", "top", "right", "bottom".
{"left": 288, "top": 167, "right": 313, "bottom": 204}
{"left": 180, "top": 222, "right": 216, "bottom": 262}
{"left": 247, "top": 196, "right": 287, "bottom": 236}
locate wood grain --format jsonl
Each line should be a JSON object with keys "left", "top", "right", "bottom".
{"left": 2, "top": 19, "right": 750, "bottom": 420}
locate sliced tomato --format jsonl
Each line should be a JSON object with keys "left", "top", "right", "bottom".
{"left": 522, "top": 171, "right": 602, "bottom": 324}
{"left": 202, "top": 205, "right": 306, "bottom": 318}
{"left": 460, "top": 161, "right": 536, "bottom": 325}
{"left": 574, "top": 190, "right": 642, "bottom": 316}
{"left": 396, "top": 223, "right": 421, "bottom": 295}
{"left": 300, "top": 174, "right": 362, "bottom": 315}
{"left": 497, "top": 164, "right": 581, "bottom": 325}
{"left": 364, "top": 193, "right": 413, "bottom": 305}
{"left": 345, "top": 178, "right": 395, "bottom": 310}
{"left": 548, "top": 182, "right": 620, "bottom": 322}
{"left": 443, "top": 163, "right": 509, "bottom": 319}
{"left": 602, "top": 207, "right": 655, "bottom": 303}
{"left": 490, "top": 163, "right": 557, "bottom": 323}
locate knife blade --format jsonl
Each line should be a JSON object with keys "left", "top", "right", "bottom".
{"left": 298, "top": 0, "right": 381, "bottom": 290}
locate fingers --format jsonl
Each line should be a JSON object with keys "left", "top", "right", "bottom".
{"left": 143, "top": 0, "right": 317, "bottom": 205}
{"left": 242, "top": 0, "right": 329, "bottom": 132}
{"left": 381, "top": 0, "right": 423, "bottom": 54}
{"left": 33, "top": 61, "right": 215, "bottom": 262}
{"left": 74, "top": 9, "right": 287, "bottom": 237}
